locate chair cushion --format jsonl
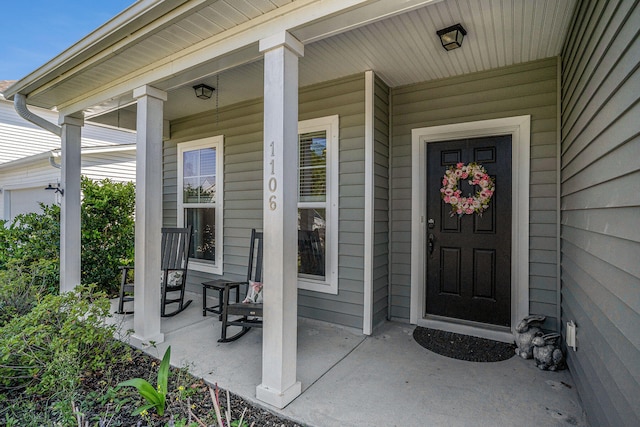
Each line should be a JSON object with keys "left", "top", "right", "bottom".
{"left": 242, "top": 280, "right": 263, "bottom": 303}
{"left": 166, "top": 271, "right": 183, "bottom": 286}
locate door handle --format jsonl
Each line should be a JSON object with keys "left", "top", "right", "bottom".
{"left": 428, "top": 233, "right": 435, "bottom": 255}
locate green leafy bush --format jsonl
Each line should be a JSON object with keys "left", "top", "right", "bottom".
{"left": 0, "top": 259, "right": 58, "bottom": 327}
{"left": 81, "top": 177, "right": 135, "bottom": 294}
{"left": 0, "top": 177, "right": 135, "bottom": 295}
{"left": 0, "top": 203, "right": 60, "bottom": 270}
{"left": 0, "top": 285, "right": 127, "bottom": 397}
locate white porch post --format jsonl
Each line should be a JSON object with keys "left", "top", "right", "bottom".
{"left": 256, "top": 31, "right": 303, "bottom": 409}
{"left": 59, "top": 114, "right": 83, "bottom": 293}
{"left": 131, "top": 85, "right": 166, "bottom": 346}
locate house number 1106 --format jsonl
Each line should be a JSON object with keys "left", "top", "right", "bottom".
{"left": 268, "top": 140, "right": 277, "bottom": 211}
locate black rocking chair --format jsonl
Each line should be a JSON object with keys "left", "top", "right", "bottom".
{"left": 117, "top": 226, "right": 193, "bottom": 317}
{"left": 218, "top": 229, "right": 264, "bottom": 343}
{"left": 298, "top": 229, "right": 324, "bottom": 277}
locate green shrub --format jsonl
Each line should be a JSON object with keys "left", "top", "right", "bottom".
{"left": 81, "top": 177, "right": 135, "bottom": 294}
{"left": 0, "top": 285, "right": 127, "bottom": 398}
{"left": 0, "top": 259, "right": 58, "bottom": 327}
{"left": 0, "top": 177, "right": 135, "bottom": 295}
{"left": 0, "top": 204, "right": 60, "bottom": 270}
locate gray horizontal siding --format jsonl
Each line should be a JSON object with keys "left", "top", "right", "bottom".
{"left": 166, "top": 74, "right": 366, "bottom": 329}
{"left": 299, "top": 74, "right": 366, "bottom": 329}
{"left": 167, "top": 99, "right": 263, "bottom": 291}
{"left": 389, "top": 57, "right": 560, "bottom": 329}
{"left": 560, "top": 1, "right": 640, "bottom": 425}
{"left": 163, "top": 142, "right": 178, "bottom": 228}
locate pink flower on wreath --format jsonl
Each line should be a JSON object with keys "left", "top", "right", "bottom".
{"left": 440, "top": 161, "right": 495, "bottom": 217}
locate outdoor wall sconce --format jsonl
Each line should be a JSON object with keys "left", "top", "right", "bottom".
{"left": 437, "top": 23, "right": 467, "bottom": 51}
{"left": 45, "top": 183, "right": 64, "bottom": 195}
{"left": 193, "top": 83, "right": 215, "bottom": 100}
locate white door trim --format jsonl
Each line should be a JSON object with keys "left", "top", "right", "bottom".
{"left": 410, "top": 115, "right": 530, "bottom": 343}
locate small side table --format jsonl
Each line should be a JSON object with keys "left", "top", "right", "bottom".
{"left": 202, "top": 280, "right": 242, "bottom": 319}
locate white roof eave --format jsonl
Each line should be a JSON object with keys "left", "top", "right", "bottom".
{"left": 2, "top": 0, "right": 185, "bottom": 103}
{"left": 3, "top": 0, "right": 442, "bottom": 116}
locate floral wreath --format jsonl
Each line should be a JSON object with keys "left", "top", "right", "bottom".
{"left": 440, "top": 162, "right": 495, "bottom": 216}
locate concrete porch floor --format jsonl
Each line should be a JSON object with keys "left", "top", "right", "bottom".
{"left": 111, "top": 291, "right": 587, "bottom": 427}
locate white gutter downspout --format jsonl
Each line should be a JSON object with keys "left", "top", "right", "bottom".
{"left": 49, "top": 151, "right": 62, "bottom": 169}
{"left": 14, "top": 93, "right": 61, "bottom": 137}
{"left": 14, "top": 93, "right": 83, "bottom": 296}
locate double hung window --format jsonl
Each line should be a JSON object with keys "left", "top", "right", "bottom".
{"left": 177, "top": 136, "right": 223, "bottom": 274}
{"left": 297, "top": 116, "right": 339, "bottom": 294}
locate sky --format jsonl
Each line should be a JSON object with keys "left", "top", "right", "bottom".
{"left": 0, "top": 0, "right": 136, "bottom": 81}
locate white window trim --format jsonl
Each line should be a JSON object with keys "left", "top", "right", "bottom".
{"left": 297, "top": 115, "right": 339, "bottom": 294}
{"left": 177, "top": 136, "right": 224, "bottom": 275}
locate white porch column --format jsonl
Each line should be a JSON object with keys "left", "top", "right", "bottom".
{"left": 256, "top": 31, "right": 303, "bottom": 409}
{"left": 131, "top": 85, "right": 167, "bottom": 346}
{"left": 59, "top": 114, "right": 83, "bottom": 293}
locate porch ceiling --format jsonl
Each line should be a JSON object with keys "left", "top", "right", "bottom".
{"left": 4, "top": 0, "right": 576, "bottom": 126}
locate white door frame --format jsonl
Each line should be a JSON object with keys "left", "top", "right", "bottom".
{"left": 410, "top": 116, "right": 530, "bottom": 343}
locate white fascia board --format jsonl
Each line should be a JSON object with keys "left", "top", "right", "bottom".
{"left": 0, "top": 151, "right": 53, "bottom": 171}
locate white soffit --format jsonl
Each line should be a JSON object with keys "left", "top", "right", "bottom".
{"left": 23, "top": 0, "right": 299, "bottom": 111}
{"left": 35, "top": 0, "right": 575, "bottom": 122}
{"left": 299, "top": 0, "right": 576, "bottom": 87}
{"left": 171, "top": 0, "right": 576, "bottom": 120}
{"left": 164, "top": 0, "right": 575, "bottom": 119}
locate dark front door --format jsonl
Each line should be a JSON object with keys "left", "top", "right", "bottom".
{"left": 426, "top": 135, "right": 512, "bottom": 327}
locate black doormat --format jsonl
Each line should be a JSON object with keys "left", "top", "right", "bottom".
{"left": 413, "top": 326, "right": 515, "bottom": 362}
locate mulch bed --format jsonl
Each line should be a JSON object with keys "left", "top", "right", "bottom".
{"left": 413, "top": 326, "right": 515, "bottom": 362}
{"left": 2, "top": 345, "right": 304, "bottom": 427}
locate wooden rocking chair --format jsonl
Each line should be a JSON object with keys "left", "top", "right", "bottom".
{"left": 117, "top": 226, "right": 193, "bottom": 317}
{"left": 218, "top": 229, "right": 263, "bottom": 343}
